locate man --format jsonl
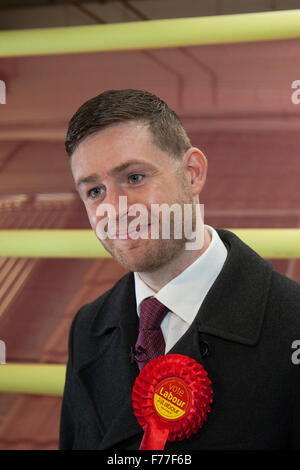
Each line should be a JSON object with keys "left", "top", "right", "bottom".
{"left": 60, "top": 89, "right": 300, "bottom": 450}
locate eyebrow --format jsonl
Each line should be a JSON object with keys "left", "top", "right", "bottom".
{"left": 75, "top": 159, "right": 152, "bottom": 188}
{"left": 75, "top": 173, "right": 99, "bottom": 188}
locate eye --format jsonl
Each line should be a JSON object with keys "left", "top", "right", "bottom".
{"left": 87, "top": 187, "right": 103, "bottom": 199}
{"left": 128, "top": 174, "right": 144, "bottom": 184}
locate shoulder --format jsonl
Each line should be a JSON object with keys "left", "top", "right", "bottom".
{"left": 269, "top": 269, "right": 300, "bottom": 318}
{"left": 217, "top": 227, "right": 300, "bottom": 325}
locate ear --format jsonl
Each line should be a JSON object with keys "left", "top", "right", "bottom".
{"left": 182, "top": 147, "right": 207, "bottom": 197}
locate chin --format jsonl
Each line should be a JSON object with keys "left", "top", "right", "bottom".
{"left": 102, "top": 237, "right": 186, "bottom": 273}
{"left": 114, "top": 254, "right": 160, "bottom": 273}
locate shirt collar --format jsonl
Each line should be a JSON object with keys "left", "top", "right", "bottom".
{"left": 134, "top": 225, "right": 228, "bottom": 325}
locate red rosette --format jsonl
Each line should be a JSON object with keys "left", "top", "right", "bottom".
{"left": 132, "top": 354, "right": 213, "bottom": 450}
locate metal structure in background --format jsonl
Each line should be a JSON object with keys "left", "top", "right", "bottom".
{"left": 0, "top": 7, "right": 300, "bottom": 398}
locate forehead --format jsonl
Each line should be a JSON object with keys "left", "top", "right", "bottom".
{"left": 70, "top": 121, "right": 169, "bottom": 181}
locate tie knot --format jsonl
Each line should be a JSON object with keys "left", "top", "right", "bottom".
{"left": 139, "top": 297, "right": 169, "bottom": 330}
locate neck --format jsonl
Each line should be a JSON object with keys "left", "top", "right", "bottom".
{"left": 137, "top": 227, "right": 212, "bottom": 292}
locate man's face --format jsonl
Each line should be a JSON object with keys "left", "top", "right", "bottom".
{"left": 71, "top": 121, "right": 196, "bottom": 272}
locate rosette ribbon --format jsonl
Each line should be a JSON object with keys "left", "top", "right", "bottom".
{"left": 132, "top": 354, "right": 213, "bottom": 450}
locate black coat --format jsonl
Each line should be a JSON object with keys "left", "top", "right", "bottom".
{"left": 59, "top": 229, "right": 300, "bottom": 450}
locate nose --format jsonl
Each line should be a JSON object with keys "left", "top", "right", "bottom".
{"left": 104, "top": 187, "right": 129, "bottom": 220}
{"left": 94, "top": 186, "right": 130, "bottom": 237}
{"left": 104, "top": 186, "right": 121, "bottom": 211}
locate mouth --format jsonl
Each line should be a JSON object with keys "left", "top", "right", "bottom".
{"left": 114, "top": 224, "right": 151, "bottom": 240}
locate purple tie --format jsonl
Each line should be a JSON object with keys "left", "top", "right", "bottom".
{"left": 135, "top": 297, "right": 169, "bottom": 370}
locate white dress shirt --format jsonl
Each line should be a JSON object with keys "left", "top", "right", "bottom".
{"left": 134, "top": 225, "right": 228, "bottom": 353}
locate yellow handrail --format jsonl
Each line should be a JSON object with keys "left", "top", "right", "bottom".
{"left": 0, "top": 363, "right": 66, "bottom": 396}
{"left": 1, "top": 10, "right": 300, "bottom": 58}
{"left": 0, "top": 229, "right": 299, "bottom": 259}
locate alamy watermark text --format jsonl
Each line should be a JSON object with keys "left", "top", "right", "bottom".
{"left": 0, "top": 80, "right": 6, "bottom": 104}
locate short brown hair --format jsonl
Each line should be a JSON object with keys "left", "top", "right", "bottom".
{"left": 65, "top": 89, "right": 191, "bottom": 159}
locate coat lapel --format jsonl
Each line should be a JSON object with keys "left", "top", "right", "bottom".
{"left": 76, "top": 273, "right": 143, "bottom": 449}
